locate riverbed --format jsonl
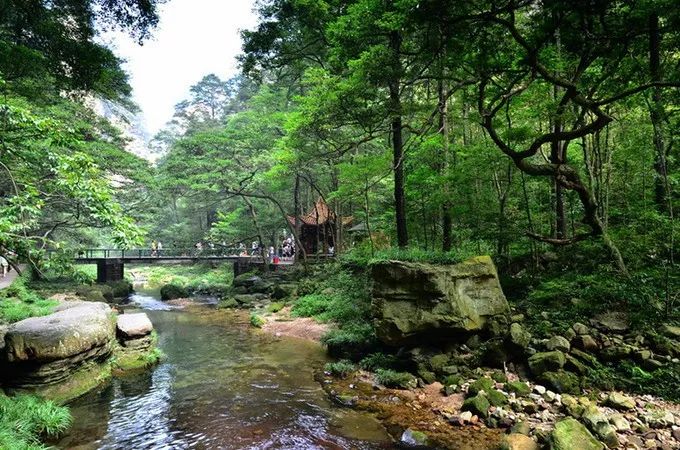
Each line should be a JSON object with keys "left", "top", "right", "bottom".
{"left": 56, "top": 288, "right": 393, "bottom": 449}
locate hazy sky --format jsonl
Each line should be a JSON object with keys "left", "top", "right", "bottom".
{"left": 101, "top": 0, "right": 258, "bottom": 136}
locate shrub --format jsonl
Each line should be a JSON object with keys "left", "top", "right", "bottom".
{"left": 375, "top": 369, "right": 417, "bottom": 389}
{"left": 250, "top": 313, "right": 265, "bottom": 328}
{"left": 324, "top": 360, "right": 357, "bottom": 378}
{"left": 160, "top": 284, "right": 188, "bottom": 300}
{"left": 291, "top": 294, "right": 330, "bottom": 318}
{"left": 359, "top": 352, "right": 400, "bottom": 371}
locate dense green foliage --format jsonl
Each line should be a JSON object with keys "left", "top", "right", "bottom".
{"left": 0, "top": 0, "right": 163, "bottom": 274}
{"left": 140, "top": 0, "right": 678, "bottom": 329}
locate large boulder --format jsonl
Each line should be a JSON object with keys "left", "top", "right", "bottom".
{"left": 371, "top": 256, "right": 510, "bottom": 345}
{"left": 4, "top": 301, "right": 114, "bottom": 362}
{"left": 2, "top": 301, "right": 116, "bottom": 402}
{"left": 113, "top": 312, "right": 159, "bottom": 373}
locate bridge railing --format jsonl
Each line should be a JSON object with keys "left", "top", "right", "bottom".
{"left": 73, "top": 247, "right": 250, "bottom": 259}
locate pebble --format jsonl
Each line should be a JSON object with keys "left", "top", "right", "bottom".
{"left": 533, "top": 385, "right": 546, "bottom": 395}
{"left": 459, "top": 411, "right": 473, "bottom": 422}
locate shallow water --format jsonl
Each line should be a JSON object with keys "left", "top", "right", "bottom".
{"left": 56, "top": 289, "right": 392, "bottom": 449}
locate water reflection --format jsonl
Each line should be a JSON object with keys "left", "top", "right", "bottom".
{"left": 57, "top": 291, "right": 392, "bottom": 449}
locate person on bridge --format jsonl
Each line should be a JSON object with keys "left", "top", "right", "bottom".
{"left": 0, "top": 255, "right": 8, "bottom": 278}
{"left": 157, "top": 241, "right": 163, "bottom": 256}
{"left": 151, "top": 240, "right": 158, "bottom": 257}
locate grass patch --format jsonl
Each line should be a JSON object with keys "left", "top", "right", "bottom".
{"left": 374, "top": 369, "right": 417, "bottom": 389}
{"left": 132, "top": 264, "right": 234, "bottom": 294}
{"left": 0, "top": 275, "right": 57, "bottom": 324}
{"left": 0, "top": 394, "right": 72, "bottom": 449}
{"left": 266, "top": 302, "right": 284, "bottom": 313}
{"left": 324, "top": 360, "right": 356, "bottom": 378}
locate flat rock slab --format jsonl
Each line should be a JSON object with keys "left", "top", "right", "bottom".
{"left": 4, "top": 301, "right": 114, "bottom": 362}
{"left": 117, "top": 313, "right": 153, "bottom": 338}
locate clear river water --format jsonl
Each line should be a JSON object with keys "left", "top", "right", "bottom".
{"left": 55, "top": 288, "right": 394, "bottom": 449}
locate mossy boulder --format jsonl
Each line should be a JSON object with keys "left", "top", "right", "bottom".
{"left": 462, "top": 393, "right": 490, "bottom": 418}
{"left": 429, "top": 353, "right": 450, "bottom": 373}
{"left": 371, "top": 256, "right": 510, "bottom": 346}
{"left": 160, "top": 283, "right": 188, "bottom": 300}
{"left": 539, "top": 370, "right": 580, "bottom": 394}
{"left": 272, "top": 283, "right": 298, "bottom": 299}
{"left": 106, "top": 280, "right": 133, "bottom": 298}
{"left": 401, "top": 429, "right": 430, "bottom": 447}
{"left": 506, "top": 381, "right": 531, "bottom": 397}
{"left": 219, "top": 298, "right": 239, "bottom": 308}
{"left": 508, "top": 322, "right": 531, "bottom": 352}
{"left": 550, "top": 418, "right": 604, "bottom": 450}
{"left": 76, "top": 284, "right": 113, "bottom": 302}
{"left": 528, "top": 351, "right": 566, "bottom": 376}
{"left": 487, "top": 389, "right": 508, "bottom": 406}
{"left": 2, "top": 301, "right": 115, "bottom": 402}
{"left": 468, "top": 376, "right": 494, "bottom": 396}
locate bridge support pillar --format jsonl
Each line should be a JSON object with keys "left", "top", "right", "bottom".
{"left": 96, "top": 259, "right": 124, "bottom": 283}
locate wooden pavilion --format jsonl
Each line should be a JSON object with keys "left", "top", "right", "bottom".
{"left": 287, "top": 198, "right": 352, "bottom": 255}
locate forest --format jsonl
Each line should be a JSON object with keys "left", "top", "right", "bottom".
{"left": 0, "top": 0, "right": 679, "bottom": 449}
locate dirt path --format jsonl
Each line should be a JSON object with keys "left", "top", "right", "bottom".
{"left": 260, "top": 307, "right": 330, "bottom": 342}
{"left": 0, "top": 265, "right": 23, "bottom": 290}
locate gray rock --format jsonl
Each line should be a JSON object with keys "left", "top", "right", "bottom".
{"left": 547, "top": 335, "right": 571, "bottom": 352}
{"left": 592, "top": 422, "right": 619, "bottom": 448}
{"left": 0, "top": 324, "right": 7, "bottom": 352}
{"left": 501, "top": 433, "right": 539, "bottom": 450}
{"left": 2, "top": 301, "right": 115, "bottom": 399}
{"left": 117, "top": 313, "right": 153, "bottom": 338}
{"left": 594, "top": 312, "right": 629, "bottom": 332}
{"left": 662, "top": 324, "right": 680, "bottom": 339}
{"left": 574, "top": 335, "right": 599, "bottom": 352}
{"left": 609, "top": 414, "right": 631, "bottom": 432}
{"left": 5, "top": 301, "right": 114, "bottom": 362}
{"left": 509, "top": 322, "right": 532, "bottom": 350}
{"left": 401, "top": 428, "right": 429, "bottom": 447}
{"left": 371, "top": 256, "right": 510, "bottom": 345}
{"left": 528, "top": 351, "right": 566, "bottom": 375}
{"left": 573, "top": 322, "right": 590, "bottom": 335}
{"left": 606, "top": 392, "right": 636, "bottom": 410}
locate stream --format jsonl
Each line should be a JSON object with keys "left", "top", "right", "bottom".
{"left": 56, "top": 287, "right": 393, "bottom": 449}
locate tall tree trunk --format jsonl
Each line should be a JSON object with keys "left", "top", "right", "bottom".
{"left": 648, "top": 13, "right": 670, "bottom": 213}
{"left": 389, "top": 29, "right": 408, "bottom": 248}
{"left": 439, "top": 77, "right": 452, "bottom": 251}
{"left": 294, "top": 173, "right": 302, "bottom": 262}
{"left": 241, "top": 195, "right": 269, "bottom": 273}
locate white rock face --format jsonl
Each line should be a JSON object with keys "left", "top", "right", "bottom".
{"left": 117, "top": 313, "right": 153, "bottom": 338}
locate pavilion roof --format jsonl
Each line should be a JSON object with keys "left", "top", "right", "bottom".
{"left": 287, "top": 198, "right": 352, "bottom": 226}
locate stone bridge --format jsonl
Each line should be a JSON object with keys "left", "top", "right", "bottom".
{"left": 70, "top": 248, "right": 293, "bottom": 282}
